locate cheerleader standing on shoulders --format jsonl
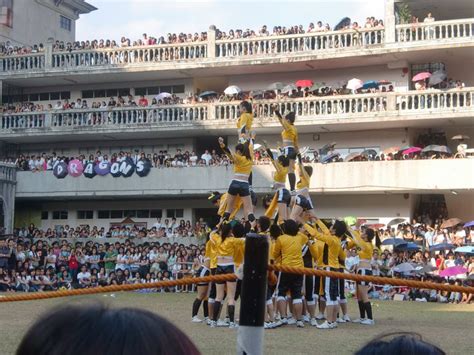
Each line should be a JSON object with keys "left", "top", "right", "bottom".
{"left": 191, "top": 235, "right": 212, "bottom": 323}
{"left": 289, "top": 156, "right": 316, "bottom": 223}
{"left": 210, "top": 223, "right": 245, "bottom": 329}
{"left": 237, "top": 101, "right": 254, "bottom": 142}
{"left": 218, "top": 137, "right": 256, "bottom": 229}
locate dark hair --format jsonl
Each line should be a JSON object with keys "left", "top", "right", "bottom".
{"left": 240, "top": 100, "right": 252, "bottom": 114}
{"left": 278, "top": 155, "right": 290, "bottom": 167}
{"left": 332, "top": 220, "right": 347, "bottom": 237}
{"left": 258, "top": 216, "right": 271, "bottom": 232}
{"left": 232, "top": 222, "right": 246, "bottom": 238}
{"left": 355, "top": 333, "right": 445, "bottom": 355}
{"left": 283, "top": 219, "right": 299, "bottom": 236}
{"left": 235, "top": 141, "right": 252, "bottom": 161}
{"left": 374, "top": 231, "right": 382, "bottom": 249}
{"left": 304, "top": 165, "right": 313, "bottom": 177}
{"left": 285, "top": 111, "right": 295, "bottom": 124}
{"left": 270, "top": 224, "right": 282, "bottom": 239}
{"left": 16, "top": 304, "right": 200, "bottom": 355}
{"left": 220, "top": 223, "right": 233, "bottom": 242}
{"left": 365, "top": 228, "right": 375, "bottom": 242}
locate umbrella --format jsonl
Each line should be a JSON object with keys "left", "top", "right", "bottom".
{"left": 250, "top": 90, "right": 264, "bottom": 98}
{"left": 267, "top": 82, "right": 285, "bottom": 91}
{"left": 393, "top": 263, "right": 415, "bottom": 273}
{"left": 155, "top": 92, "right": 171, "bottom": 101}
{"left": 396, "top": 242, "right": 421, "bottom": 251}
{"left": 309, "top": 83, "right": 323, "bottom": 92}
{"left": 430, "top": 243, "right": 454, "bottom": 252}
{"left": 383, "top": 147, "right": 400, "bottom": 155}
{"left": 334, "top": 17, "right": 351, "bottom": 31}
{"left": 428, "top": 70, "right": 447, "bottom": 86}
{"left": 440, "top": 218, "right": 462, "bottom": 229}
{"left": 344, "top": 216, "right": 357, "bottom": 226}
{"left": 344, "top": 152, "right": 362, "bottom": 162}
{"left": 361, "top": 149, "right": 378, "bottom": 157}
{"left": 378, "top": 80, "right": 392, "bottom": 85}
{"left": 224, "top": 85, "right": 242, "bottom": 95}
{"left": 439, "top": 266, "right": 468, "bottom": 277}
{"left": 454, "top": 246, "right": 474, "bottom": 254}
{"left": 421, "top": 145, "right": 452, "bottom": 154}
{"left": 452, "top": 135, "right": 470, "bottom": 141}
{"left": 199, "top": 91, "right": 218, "bottom": 98}
{"left": 362, "top": 80, "right": 379, "bottom": 89}
{"left": 419, "top": 265, "right": 437, "bottom": 273}
{"left": 412, "top": 72, "right": 431, "bottom": 82}
{"left": 295, "top": 79, "right": 313, "bottom": 88}
{"left": 347, "top": 78, "right": 363, "bottom": 91}
{"left": 67, "top": 159, "right": 84, "bottom": 177}
{"left": 365, "top": 223, "right": 385, "bottom": 229}
{"left": 321, "top": 152, "right": 341, "bottom": 164}
{"left": 381, "top": 238, "right": 407, "bottom": 246}
{"left": 319, "top": 142, "right": 337, "bottom": 155}
{"left": 387, "top": 218, "right": 406, "bottom": 226}
{"left": 282, "top": 84, "right": 297, "bottom": 94}
{"left": 402, "top": 147, "right": 422, "bottom": 155}
{"left": 464, "top": 221, "right": 474, "bottom": 228}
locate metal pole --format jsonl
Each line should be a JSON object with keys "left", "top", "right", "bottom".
{"left": 237, "top": 233, "right": 268, "bottom": 355}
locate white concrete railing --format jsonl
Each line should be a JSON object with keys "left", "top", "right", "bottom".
{"left": 215, "top": 27, "right": 384, "bottom": 57}
{"left": 1, "top": 88, "right": 473, "bottom": 131}
{"left": 51, "top": 42, "right": 207, "bottom": 68}
{"left": 0, "top": 52, "right": 45, "bottom": 72}
{"left": 396, "top": 18, "right": 474, "bottom": 42}
{"left": 0, "top": 163, "right": 16, "bottom": 182}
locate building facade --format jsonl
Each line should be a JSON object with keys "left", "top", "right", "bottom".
{"left": 0, "top": 0, "right": 473, "bottom": 233}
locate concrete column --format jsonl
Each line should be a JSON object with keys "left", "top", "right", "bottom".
{"left": 385, "top": 0, "right": 396, "bottom": 43}
{"left": 45, "top": 37, "right": 54, "bottom": 69}
{"left": 0, "top": 80, "right": 2, "bottom": 105}
{"left": 207, "top": 25, "right": 216, "bottom": 58}
{"left": 1, "top": 167, "right": 16, "bottom": 234}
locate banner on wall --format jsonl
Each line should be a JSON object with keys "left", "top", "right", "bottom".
{"left": 52, "top": 159, "right": 152, "bottom": 179}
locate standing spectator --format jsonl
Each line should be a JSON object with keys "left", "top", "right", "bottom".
{"left": 201, "top": 150, "right": 212, "bottom": 166}
{"left": 0, "top": 238, "right": 11, "bottom": 270}
{"left": 138, "top": 95, "right": 149, "bottom": 107}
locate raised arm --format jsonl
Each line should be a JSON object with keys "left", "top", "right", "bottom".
{"left": 262, "top": 140, "right": 281, "bottom": 172}
{"left": 218, "top": 137, "right": 234, "bottom": 163}
{"left": 304, "top": 222, "right": 332, "bottom": 244}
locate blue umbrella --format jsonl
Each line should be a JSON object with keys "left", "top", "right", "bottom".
{"left": 199, "top": 91, "right": 218, "bottom": 98}
{"left": 382, "top": 238, "right": 407, "bottom": 246}
{"left": 430, "top": 243, "right": 454, "bottom": 252}
{"left": 463, "top": 221, "right": 474, "bottom": 228}
{"left": 454, "top": 246, "right": 474, "bottom": 254}
{"left": 362, "top": 80, "right": 379, "bottom": 90}
{"left": 396, "top": 242, "right": 421, "bottom": 251}
{"left": 321, "top": 152, "right": 340, "bottom": 164}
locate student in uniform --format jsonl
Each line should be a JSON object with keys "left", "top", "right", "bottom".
{"left": 237, "top": 101, "right": 254, "bottom": 142}
{"left": 208, "top": 191, "right": 242, "bottom": 223}
{"left": 290, "top": 156, "right": 316, "bottom": 223}
{"left": 191, "top": 235, "right": 212, "bottom": 323}
{"left": 273, "top": 219, "right": 308, "bottom": 328}
{"left": 266, "top": 221, "right": 283, "bottom": 329}
{"left": 304, "top": 219, "right": 347, "bottom": 329}
{"left": 274, "top": 109, "right": 299, "bottom": 192}
{"left": 302, "top": 238, "right": 319, "bottom": 326}
{"left": 313, "top": 237, "right": 327, "bottom": 321}
{"left": 210, "top": 223, "right": 245, "bottom": 328}
{"left": 218, "top": 137, "right": 256, "bottom": 228}
{"left": 206, "top": 229, "right": 219, "bottom": 325}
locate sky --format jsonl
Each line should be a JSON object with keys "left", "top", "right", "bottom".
{"left": 76, "top": 0, "right": 385, "bottom": 41}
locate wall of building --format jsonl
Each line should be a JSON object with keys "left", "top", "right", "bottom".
{"left": 0, "top": 0, "right": 79, "bottom": 46}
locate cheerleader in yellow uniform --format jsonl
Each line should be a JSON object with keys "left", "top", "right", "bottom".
{"left": 208, "top": 191, "right": 242, "bottom": 222}
{"left": 218, "top": 137, "right": 256, "bottom": 228}
{"left": 289, "top": 157, "right": 316, "bottom": 223}
{"left": 237, "top": 101, "right": 254, "bottom": 142}
{"left": 274, "top": 109, "right": 299, "bottom": 192}
{"left": 191, "top": 236, "right": 213, "bottom": 323}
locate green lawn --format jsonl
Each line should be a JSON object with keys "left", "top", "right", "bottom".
{"left": 0, "top": 292, "right": 473, "bottom": 354}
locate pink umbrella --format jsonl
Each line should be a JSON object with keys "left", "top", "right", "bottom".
{"left": 439, "top": 266, "right": 468, "bottom": 277}
{"left": 402, "top": 147, "right": 422, "bottom": 155}
{"left": 295, "top": 79, "right": 313, "bottom": 88}
{"left": 347, "top": 78, "right": 363, "bottom": 91}
{"left": 412, "top": 72, "right": 431, "bottom": 82}
{"left": 67, "top": 159, "right": 84, "bottom": 177}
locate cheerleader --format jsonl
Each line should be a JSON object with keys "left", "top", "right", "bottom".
{"left": 191, "top": 236, "right": 212, "bottom": 323}
{"left": 274, "top": 109, "right": 299, "bottom": 192}
{"left": 208, "top": 191, "right": 242, "bottom": 222}
{"left": 210, "top": 223, "right": 245, "bottom": 329}
{"left": 289, "top": 157, "right": 316, "bottom": 223}
{"left": 262, "top": 141, "right": 290, "bottom": 223}
{"left": 218, "top": 137, "right": 256, "bottom": 228}
{"left": 302, "top": 238, "right": 319, "bottom": 326}
{"left": 347, "top": 227, "right": 377, "bottom": 325}
{"left": 237, "top": 101, "right": 254, "bottom": 142}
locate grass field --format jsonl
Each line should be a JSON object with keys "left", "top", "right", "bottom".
{"left": 0, "top": 292, "right": 473, "bottom": 354}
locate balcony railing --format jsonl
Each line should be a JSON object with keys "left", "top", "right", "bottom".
{"left": 0, "top": 18, "right": 472, "bottom": 74}
{"left": 396, "top": 18, "right": 474, "bottom": 42}
{"left": 0, "top": 163, "right": 17, "bottom": 183}
{"left": 1, "top": 88, "right": 472, "bottom": 132}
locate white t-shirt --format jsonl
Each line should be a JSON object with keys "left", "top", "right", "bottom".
{"left": 201, "top": 153, "right": 212, "bottom": 165}
{"left": 77, "top": 271, "right": 91, "bottom": 284}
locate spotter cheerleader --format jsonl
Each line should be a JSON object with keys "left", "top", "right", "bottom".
{"left": 191, "top": 235, "right": 212, "bottom": 323}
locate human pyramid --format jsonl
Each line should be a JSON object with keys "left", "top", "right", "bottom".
{"left": 191, "top": 101, "right": 377, "bottom": 329}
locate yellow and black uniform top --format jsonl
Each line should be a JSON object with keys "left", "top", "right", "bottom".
{"left": 308, "top": 239, "right": 325, "bottom": 268}
{"left": 233, "top": 239, "right": 245, "bottom": 268}
{"left": 237, "top": 112, "right": 253, "bottom": 134}
{"left": 210, "top": 232, "right": 245, "bottom": 260}
{"left": 220, "top": 142, "right": 254, "bottom": 176}
{"left": 296, "top": 162, "right": 311, "bottom": 190}
{"left": 280, "top": 117, "right": 299, "bottom": 148}
{"left": 273, "top": 233, "right": 308, "bottom": 268}
{"left": 273, "top": 160, "right": 289, "bottom": 184}
{"left": 349, "top": 230, "right": 374, "bottom": 261}
{"left": 217, "top": 192, "right": 242, "bottom": 220}
{"left": 205, "top": 237, "right": 218, "bottom": 269}
{"left": 304, "top": 220, "right": 344, "bottom": 269}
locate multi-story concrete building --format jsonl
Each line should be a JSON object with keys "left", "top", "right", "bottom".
{"left": 0, "top": 0, "right": 473, "bottom": 233}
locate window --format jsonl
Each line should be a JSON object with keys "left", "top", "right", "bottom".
{"left": 137, "top": 210, "right": 150, "bottom": 218}
{"left": 147, "top": 86, "right": 160, "bottom": 95}
{"left": 166, "top": 209, "right": 184, "bottom": 218}
{"left": 77, "top": 210, "right": 93, "bottom": 219}
{"left": 110, "top": 210, "right": 123, "bottom": 219}
{"left": 172, "top": 85, "right": 185, "bottom": 94}
{"left": 118, "top": 88, "right": 130, "bottom": 97}
{"left": 50, "top": 92, "right": 60, "bottom": 100}
{"left": 60, "top": 15, "right": 72, "bottom": 31}
{"left": 0, "top": 0, "right": 13, "bottom": 28}
{"left": 98, "top": 210, "right": 110, "bottom": 219}
{"left": 94, "top": 89, "right": 106, "bottom": 98}
{"left": 175, "top": 209, "right": 184, "bottom": 218}
{"left": 150, "top": 209, "right": 162, "bottom": 218}
{"left": 135, "top": 87, "right": 147, "bottom": 96}
{"left": 411, "top": 63, "right": 445, "bottom": 89}
{"left": 28, "top": 94, "right": 39, "bottom": 101}
{"left": 106, "top": 89, "right": 118, "bottom": 97}
{"left": 124, "top": 210, "right": 136, "bottom": 218}
{"left": 39, "top": 93, "right": 49, "bottom": 101}
{"left": 61, "top": 91, "right": 70, "bottom": 99}
{"left": 41, "top": 211, "right": 49, "bottom": 220}
{"left": 52, "top": 211, "right": 68, "bottom": 220}
{"left": 82, "top": 90, "right": 94, "bottom": 99}
{"left": 23, "top": 91, "right": 70, "bottom": 102}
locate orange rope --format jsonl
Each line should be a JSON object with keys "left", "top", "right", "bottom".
{"left": 0, "top": 274, "right": 236, "bottom": 303}
{"left": 269, "top": 265, "right": 474, "bottom": 294}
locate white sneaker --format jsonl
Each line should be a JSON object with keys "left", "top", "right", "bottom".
{"left": 209, "top": 320, "right": 217, "bottom": 328}
{"left": 310, "top": 318, "right": 318, "bottom": 326}
{"left": 206, "top": 318, "right": 212, "bottom": 325}
{"left": 343, "top": 314, "right": 351, "bottom": 322}
{"left": 316, "top": 321, "right": 333, "bottom": 329}
{"left": 264, "top": 322, "right": 276, "bottom": 329}
{"left": 224, "top": 317, "right": 230, "bottom": 324}
{"left": 303, "top": 315, "right": 310, "bottom": 323}
{"left": 352, "top": 318, "right": 366, "bottom": 323}
{"left": 191, "top": 316, "right": 202, "bottom": 323}
{"left": 274, "top": 318, "right": 288, "bottom": 327}
{"left": 360, "top": 318, "right": 375, "bottom": 325}
{"left": 217, "top": 319, "right": 229, "bottom": 327}
{"left": 287, "top": 317, "right": 296, "bottom": 325}
{"left": 315, "top": 313, "right": 325, "bottom": 320}
{"left": 336, "top": 317, "right": 346, "bottom": 323}
{"left": 330, "top": 322, "right": 338, "bottom": 329}
{"left": 296, "top": 320, "right": 305, "bottom": 328}
{"left": 228, "top": 322, "right": 238, "bottom": 329}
